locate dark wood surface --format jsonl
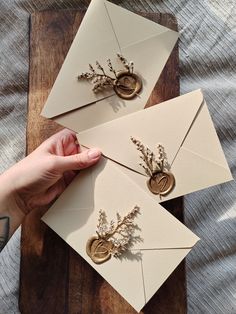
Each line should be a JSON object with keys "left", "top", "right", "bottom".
{"left": 20, "top": 10, "right": 185, "bottom": 314}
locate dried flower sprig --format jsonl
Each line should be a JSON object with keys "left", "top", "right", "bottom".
{"left": 107, "top": 58, "right": 118, "bottom": 78}
{"left": 78, "top": 61, "right": 114, "bottom": 92}
{"left": 131, "top": 137, "right": 169, "bottom": 176}
{"left": 78, "top": 53, "right": 135, "bottom": 93}
{"left": 130, "top": 137, "right": 175, "bottom": 197}
{"left": 117, "top": 53, "right": 134, "bottom": 73}
{"left": 96, "top": 206, "right": 140, "bottom": 257}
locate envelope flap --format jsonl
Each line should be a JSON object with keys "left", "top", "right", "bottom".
{"left": 105, "top": 1, "right": 173, "bottom": 48}
{"left": 141, "top": 249, "right": 192, "bottom": 303}
{"left": 133, "top": 201, "right": 200, "bottom": 250}
{"left": 41, "top": 0, "right": 119, "bottom": 119}
{"left": 182, "top": 100, "right": 232, "bottom": 170}
{"left": 78, "top": 89, "right": 204, "bottom": 175}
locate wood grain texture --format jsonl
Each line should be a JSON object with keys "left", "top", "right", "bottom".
{"left": 20, "top": 10, "right": 185, "bottom": 314}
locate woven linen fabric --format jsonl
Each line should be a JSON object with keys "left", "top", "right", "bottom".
{"left": 0, "top": 0, "right": 235, "bottom": 313}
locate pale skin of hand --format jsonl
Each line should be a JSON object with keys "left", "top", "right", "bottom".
{"left": 0, "top": 129, "right": 102, "bottom": 251}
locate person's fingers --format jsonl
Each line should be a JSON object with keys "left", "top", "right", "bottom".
{"left": 37, "top": 129, "right": 79, "bottom": 155}
{"left": 49, "top": 128, "right": 77, "bottom": 143}
{"left": 52, "top": 148, "right": 102, "bottom": 172}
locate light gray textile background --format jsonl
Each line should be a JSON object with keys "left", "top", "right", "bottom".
{"left": 0, "top": 0, "right": 235, "bottom": 313}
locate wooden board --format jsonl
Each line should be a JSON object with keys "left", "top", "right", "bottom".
{"left": 20, "top": 10, "right": 186, "bottom": 314}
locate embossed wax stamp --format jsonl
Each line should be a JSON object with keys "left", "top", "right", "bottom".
{"left": 86, "top": 206, "right": 140, "bottom": 264}
{"left": 131, "top": 137, "right": 175, "bottom": 197}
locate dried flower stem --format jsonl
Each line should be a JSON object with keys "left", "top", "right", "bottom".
{"left": 131, "top": 137, "right": 168, "bottom": 177}
{"left": 96, "top": 206, "right": 140, "bottom": 257}
{"left": 105, "top": 206, "right": 139, "bottom": 238}
{"left": 78, "top": 53, "right": 135, "bottom": 93}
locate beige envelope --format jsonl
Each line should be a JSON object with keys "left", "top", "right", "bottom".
{"left": 41, "top": 0, "right": 178, "bottom": 132}
{"left": 77, "top": 89, "right": 233, "bottom": 202}
{"left": 42, "top": 158, "right": 199, "bottom": 312}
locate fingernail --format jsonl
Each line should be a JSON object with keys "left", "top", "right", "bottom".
{"left": 88, "top": 148, "right": 101, "bottom": 160}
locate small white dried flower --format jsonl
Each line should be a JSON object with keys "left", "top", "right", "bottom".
{"left": 131, "top": 137, "right": 170, "bottom": 176}
{"left": 95, "top": 206, "right": 140, "bottom": 257}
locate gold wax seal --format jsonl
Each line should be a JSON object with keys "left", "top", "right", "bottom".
{"left": 131, "top": 137, "right": 175, "bottom": 198}
{"left": 86, "top": 236, "right": 114, "bottom": 264}
{"left": 113, "top": 71, "right": 142, "bottom": 100}
{"left": 78, "top": 53, "right": 142, "bottom": 100}
{"left": 147, "top": 171, "right": 175, "bottom": 196}
{"left": 86, "top": 206, "right": 140, "bottom": 264}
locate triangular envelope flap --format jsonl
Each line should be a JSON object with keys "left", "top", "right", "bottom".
{"left": 141, "top": 249, "right": 192, "bottom": 303}
{"left": 114, "top": 140, "right": 232, "bottom": 203}
{"left": 182, "top": 100, "right": 233, "bottom": 171}
{"left": 123, "top": 31, "right": 179, "bottom": 74}
{"left": 105, "top": 1, "right": 175, "bottom": 48}
{"left": 106, "top": 0, "right": 178, "bottom": 114}
{"left": 41, "top": 0, "right": 119, "bottom": 119}
{"left": 171, "top": 146, "right": 233, "bottom": 196}
{"left": 78, "top": 90, "right": 204, "bottom": 175}
{"left": 133, "top": 198, "right": 199, "bottom": 250}
{"left": 121, "top": 31, "right": 179, "bottom": 113}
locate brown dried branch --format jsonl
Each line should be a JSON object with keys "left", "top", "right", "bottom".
{"left": 117, "top": 53, "right": 134, "bottom": 73}
{"left": 107, "top": 58, "right": 118, "bottom": 78}
{"left": 131, "top": 137, "right": 168, "bottom": 176}
{"left": 95, "top": 61, "right": 106, "bottom": 76}
{"left": 89, "top": 64, "right": 95, "bottom": 74}
{"left": 78, "top": 60, "right": 114, "bottom": 93}
{"left": 106, "top": 205, "right": 139, "bottom": 238}
{"left": 78, "top": 54, "right": 136, "bottom": 93}
{"left": 96, "top": 206, "right": 140, "bottom": 257}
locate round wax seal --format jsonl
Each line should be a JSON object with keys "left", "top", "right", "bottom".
{"left": 113, "top": 71, "right": 142, "bottom": 100}
{"left": 147, "top": 171, "right": 175, "bottom": 196}
{"left": 86, "top": 236, "right": 114, "bottom": 264}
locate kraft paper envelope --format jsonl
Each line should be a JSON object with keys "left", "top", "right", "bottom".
{"left": 77, "top": 89, "right": 233, "bottom": 202}
{"left": 42, "top": 158, "right": 199, "bottom": 312}
{"left": 41, "top": 0, "right": 178, "bottom": 132}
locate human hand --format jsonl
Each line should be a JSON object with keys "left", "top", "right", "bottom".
{"left": 0, "top": 129, "right": 101, "bottom": 217}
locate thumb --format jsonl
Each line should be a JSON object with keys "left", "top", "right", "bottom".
{"left": 54, "top": 148, "right": 102, "bottom": 172}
